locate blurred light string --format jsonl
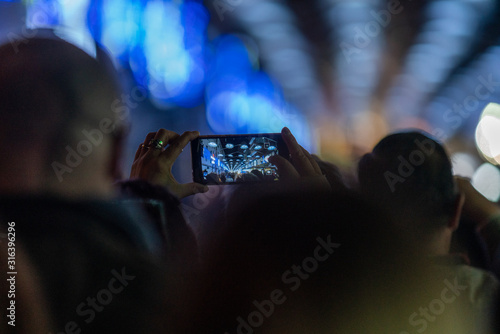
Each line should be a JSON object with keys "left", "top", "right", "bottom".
{"left": 229, "top": 0, "right": 324, "bottom": 118}
{"left": 325, "top": 0, "right": 385, "bottom": 121}
{"left": 211, "top": 0, "right": 319, "bottom": 147}
{"left": 205, "top": 34, "right": 311, "bottom": 147}
{"left": 386, "top": 0, "right": 495, "bottom": 127}
{"left": 426, "top": 43, "right": 500, "bottom": 142}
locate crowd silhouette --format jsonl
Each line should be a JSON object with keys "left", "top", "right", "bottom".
{"left": 1, "top": 32, "right": 500, "bottom": 334}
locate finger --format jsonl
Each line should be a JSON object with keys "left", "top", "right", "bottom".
{"left": 268, "top": 155, "right": 300, "bottom": 181}
{"left": 163, "top": 131, "right": 200, "bottom": 161}
{"left": 300, "top": 146, "right": 322, "bottom": 175}
{"left": 312, "top": 155, "right": 341, "bottom": 176}
{"left": 134, "top": 143, "right": 143, "bottom": 161}
{"left": 312, "top": 154, "right": 332, "bottom": 167}
{"left": 143, "top": 132, "right": 156, "bottom": 147}
{"left": 281, "top": 127, "right": 316, "bottom": 176}
{"left": 312, "top": 154, "right": 332, "bottom": 174}
{"left": 312, "top": 155, "right": 346, "bottom": 190}
{"left": 147, "top": 129, "right": 180, "bottom": 155}
{"left": 154, "top": 129, "right": 180, "bottom": 145}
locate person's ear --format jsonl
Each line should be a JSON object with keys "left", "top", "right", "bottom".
{"left": 449, "top": 192, "right": 465, "bottom": 231}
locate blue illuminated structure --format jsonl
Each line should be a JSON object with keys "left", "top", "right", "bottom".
{"left": 205, "top": 34, "right": 311, "bottom": 148}
{"left": 21, "top": 0, "right": 311, "bottom": 147}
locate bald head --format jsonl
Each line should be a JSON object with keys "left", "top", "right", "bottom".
{"left": 0, "top": 34, "right": 126, "bottom": 197}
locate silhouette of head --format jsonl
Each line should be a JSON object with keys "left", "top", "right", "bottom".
{"left": 0, "top": 33, "right": 125, "bottom": 197}
{"left": 358, "top": 131, "right": 459, "bottom": 236}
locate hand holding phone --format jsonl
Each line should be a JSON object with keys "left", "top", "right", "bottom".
{"left": 131, "top": 129, "right": 209, "bottom": 198}
{"left": 267, "top": 127, "right": 331, "bottom": 191}
{"left": 267, "top": 127, "right": 322, "bottom": 179}
{"left": 191, "top": 127, "right": 330, "bottom": 191}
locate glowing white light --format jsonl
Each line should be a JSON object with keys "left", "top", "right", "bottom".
{"left": 208, "top": 142, "right": 218, "bottom": 148}
{"left": 472, "top": 163, "right": 500, "bottom": 202}
{"left": 475, "top": 103, "right": 500, "bottom": 164}
{"left": 451, "top": 152, "right": 477, "bottom": 178}
{"left": 226, "top": 143, "right": 234, "bottom": 149}
{"left": 254, "top": 145, "right": 262, "bottom": 150}
{"left": 241, "top": 145, "right": 249, "bottom": 149}
{"left": 268, "top": 145, "right": 276, "bottom": 151}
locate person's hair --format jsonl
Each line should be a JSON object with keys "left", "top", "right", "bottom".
{"left": 358, "top": 130, "right": 457, "bottom": 232}
{"left": 0, "top": 32, "right": 124, "bottom": 175}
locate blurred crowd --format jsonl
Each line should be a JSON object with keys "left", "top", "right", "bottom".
{"left": 1, "top": 33, "right": 500, "bottom": 334}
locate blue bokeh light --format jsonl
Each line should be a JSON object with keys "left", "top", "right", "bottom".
{"left": 88, "top": 0, "right": 209, "bottom": 108}
{"left": 205, "top": 34, "right": 311, "bottom": 149}
{"left": 133, "top": 0, "right": 209, "bottom": 107}
{"left": 25, "top": 0, "right": 60, "bottom": 28}
{"left": 95, "top": 0, "right": 144, "bottom": 61}
{"left": 22, "top": 1, "right": 311, "bottom": 147}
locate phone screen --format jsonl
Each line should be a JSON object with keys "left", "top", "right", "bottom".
{"left": 191, "top": 133, "right": 289, "bottom": 185}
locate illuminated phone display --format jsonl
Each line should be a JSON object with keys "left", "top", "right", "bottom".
{"left": 191, "top": 133, "right": 289, "bottom": 185}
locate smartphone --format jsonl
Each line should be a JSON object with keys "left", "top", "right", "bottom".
{"left": 191, "top": 133, "right": 289, "bottom": 185}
